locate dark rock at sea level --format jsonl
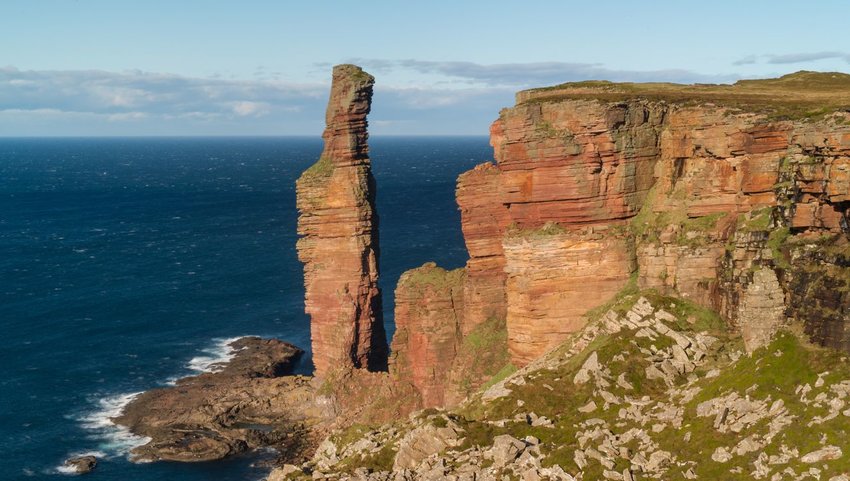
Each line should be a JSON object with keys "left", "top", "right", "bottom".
{"left": 63, "top": 455, "right": 97, "bottom": 474}
{"left": 113, "top": 337, "right": 323, "bottom": 463}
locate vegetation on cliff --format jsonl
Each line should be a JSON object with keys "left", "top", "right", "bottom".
{"left": 520, "top": 71, "right": 850, "bottom": 120}
{"left": 279, "top": 295, "right": 850, "bottom": 481}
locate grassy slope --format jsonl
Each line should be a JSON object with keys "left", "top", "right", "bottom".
{"left": 320, "top": 291, "right": 850, "bottom": 480}
{"left": 520, "top": 71, "right": 850, "bottom": 120}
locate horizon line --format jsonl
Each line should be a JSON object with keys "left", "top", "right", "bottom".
{"left": 0, "top": 133, "right": 491, "bottom": 139}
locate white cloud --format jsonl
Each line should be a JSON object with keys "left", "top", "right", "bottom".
{"left": 733, "top": 52, "right": 850, "bottom": 66}
{"left": 107, "top": 111, "right": 149, "bottom": 122}
{"left": 0, "top": 66, "right": 326, "bottom": 117}
{"left": 230, "top": 101, "right": 271, "bottom": 117}
{"left": 348, "top": 59, "right": 741, "bottom": 87}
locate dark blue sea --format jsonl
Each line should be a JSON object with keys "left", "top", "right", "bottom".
{"left": 0, "top": 137, "right": 489, "bottom": 481}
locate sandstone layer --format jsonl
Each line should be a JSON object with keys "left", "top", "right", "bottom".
{"left": 394, "top": 72, "right": 850, "bottom": 376}
{"left": 296, "top": 64, "right": 387, "bottom": 377}
{"left": 388, "top": 263, "right": 511, "bottom": 408}
{"left": 389, "top": 264, "right": 465, "bottom": 407}
{"left": 438, "top": 98, "right": 665, "bottom": 367}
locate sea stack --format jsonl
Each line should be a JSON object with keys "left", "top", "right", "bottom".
{"left": 296, "top": 64, "right": 387, "bottom": 377}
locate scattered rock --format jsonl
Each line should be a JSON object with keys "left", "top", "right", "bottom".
{"left": 712, "top": 446, "right": 733, "bottom": 463}
{"left": 801, "top": 445, "right": 842, "bottom": 463}
{"left": 63, "top": 455, "right": 97, "bottom": 474}
{"left": 489, "top": 434, "right": 527, "bottom": 468}
{"left": 114, "top": 337, "right": 310, "bottom": 463}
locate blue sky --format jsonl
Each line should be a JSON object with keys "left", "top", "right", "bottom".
{"left": 1, "top": 0, "right": 849, "bottom": 136}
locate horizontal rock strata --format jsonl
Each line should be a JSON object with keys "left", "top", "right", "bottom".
{"left": 296, "top": 64, "right": 387, "bottom": 377}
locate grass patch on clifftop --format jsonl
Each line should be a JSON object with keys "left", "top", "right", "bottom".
{"left": 519, "top": 71, "right": 850, "bottom": 121}
{"left": 398, "top": 263, "right": 465, "bottom": 292}
{"left": 298, "top": 156, "right": 335, "bottom": 182}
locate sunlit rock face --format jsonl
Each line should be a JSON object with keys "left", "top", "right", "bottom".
{"left": 296, "top": 64, "right": 387, "bottom": 377}
{"left": 445, "top": 74, "right": 850, "bottom": 364}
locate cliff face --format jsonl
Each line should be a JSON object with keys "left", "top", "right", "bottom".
{"left": 449, "top": 99, "right": 665, "bottom": 365}
{"left": 305, "top": 69, "right": 849, "bottom": 415}
{"left": 394, "top": 72, "right": 850, "bottom": 376}
{"left": 388, "top": 263, "right": 511, "bottom": 408}
{"left": 296, "top": 64, "right": 387, "bottom": 377}
{"left": 389, "top": 264, "right": 465, "bottom": 407}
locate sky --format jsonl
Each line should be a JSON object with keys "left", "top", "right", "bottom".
{"left": 1, "top": 0, "right": 849, "bottom": 136}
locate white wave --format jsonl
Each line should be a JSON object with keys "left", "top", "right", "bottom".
{"left": 71, "top": 336, "right": 252, "bottom": 463}
{"left": 75, "top": 392, "right": 151, "bottom": 460}
{"left": 186, "top": 336, "right": 246, "bottom": 373}
{"left": 54, "top": 450, "right": 108, "bottom": 475}
{"left": 55, "top": 464, "right": 80, "bottom": 475}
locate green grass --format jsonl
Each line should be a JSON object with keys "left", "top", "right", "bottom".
{"left": 767, "top": 226, "right": 792, "bottom": 269}
{"left": 737, "top": 208, "right": 773, "bottom": 232}
{"left": 519, "top": 71, "right": 850, "bottom": 121}
{"left": 640, "top": 289, "right": 727, "bottom": 332}
{"left": 464, "top": 317, "right": 508, "bottom": 350}
{"left": 676, "top": 212, "right": 728, "bottom": 247}
{"left": 691, "top": 332, "right": 817, "bottom": 405}
{"left": 480, "top": 363, "right": 517, "bottom": 391}
{"left": 449, "top": 316, "right": 512, "bottom": 398}
{"left": 299, "top": 156, "right": 334, "bottom": 182}
{"left": 331, "top": 424, "right": 371, "bottom": 448}
{"left": 349, "top": 444, "right": 396, "bottom": 472}
{"left": 398, "top": 263, "right": 465, "bottom": 292}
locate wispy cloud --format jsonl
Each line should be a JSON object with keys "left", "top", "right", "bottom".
{"left": 0, "top": 60, "right": 755, "bottom": 136}
{"left": 348, "top": 59, "right": 740, "bottom": 87}
{"left": 0, "top": 66, "right": 324, "bottom": 117}
{"left": 0, "top": 65, "right": 518, "bottom": 135}
{"left": 733, "top": 52, "right": 850, "bottom": 66}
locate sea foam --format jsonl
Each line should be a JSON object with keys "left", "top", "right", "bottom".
{"left": 75, "top": 392, "right": 151, "bottom": 461}
{"left": 186, "top": 336, "right": 246, "bottom": 373}
{"left": 73, "top": 337, "right": 250, "bottom": 463}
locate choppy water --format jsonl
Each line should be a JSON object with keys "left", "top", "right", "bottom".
{"left": 0, "top": 136, "right": 489, "bottom": 480}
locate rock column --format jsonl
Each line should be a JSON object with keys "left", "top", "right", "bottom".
{"left": 296, "top": 64, "right": 387, "bottom": 377}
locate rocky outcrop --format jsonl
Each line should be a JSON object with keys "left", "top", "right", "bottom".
{"left": 503, "top": 227, "right": 636, "bottom": 365}
{"left": 419, "top": 72, "right": 850, "bottom": 365}
{"left": 296, "top": 64, "right": 387, "bottom": 377}
{"left": 739, "top": 268, "right": 787, "bottom": 352}
{"left": 63, "top": 455, "right": 97, "bottom": 474}
{"left": 408, "top": 98, "right": 666, "bottom": 367}
{"left": 788, "top": 237, "right": 850, "bottom": 351}
{"left": 114, "top": 338, "right": 324, "bottom": 463}
{"left": 388, "top": 263, "right": 512, "bottom": 408}
{"left": 456, "top": 163, "right": 510, "bottom": 335}
{"left": 390, "top": 264, "right": 465, "bottom": 408}
{"left": 281, "top": 294, "right": 850, "bottom": 481}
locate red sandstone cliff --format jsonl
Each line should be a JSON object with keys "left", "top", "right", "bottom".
{"left": 392, "top": 72, "right": 850, "bottom": 385}
{"left": 296, "top": 64, "right": 387, "bottom": 377}
{"left": 307, "top": 70, "right": 848, "bottom": 415}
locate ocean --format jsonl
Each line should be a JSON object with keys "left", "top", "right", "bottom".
{"left": 0, "top": 136, "right": 490, "bottom": 481}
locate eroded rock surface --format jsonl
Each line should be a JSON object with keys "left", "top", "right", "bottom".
{"left": 401, "top": 72, "right": 850, "bottom": 371}
{"left": 114, "top": 337, "right": 326, "bottom": 463}
{"left": 296, "top": 64, "right": 387, "bottom": 377}
{"left": 63, "top": 455, "right": 97, "bottom": 474}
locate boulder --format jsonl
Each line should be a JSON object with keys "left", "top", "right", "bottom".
{"left": 63, "top": 455, "right": 97, "bottom": 474}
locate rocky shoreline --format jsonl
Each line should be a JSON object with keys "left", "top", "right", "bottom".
{"left": 111, "top": 337, "right": 329, "bottom": 463}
